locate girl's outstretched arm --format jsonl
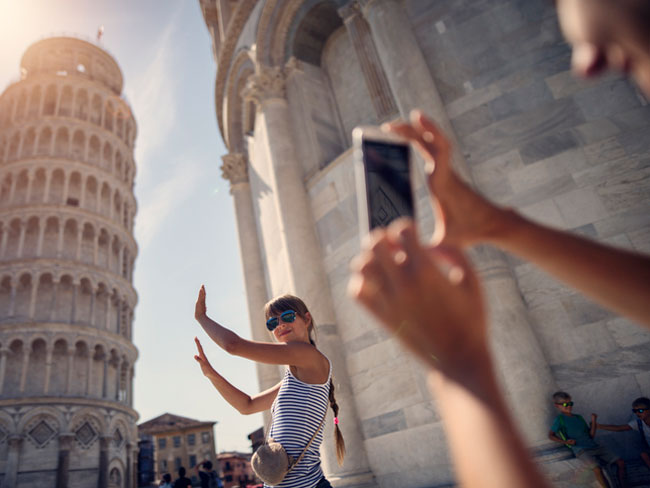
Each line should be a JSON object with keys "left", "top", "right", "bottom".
{"left": 387, "top": 111, "right": 650, "bottom": 328}
{"left": 194, "top": 337, "right": 280, "bottom": 414}
{"left": 194, "top": 286, "right": 323, "bottom": 369}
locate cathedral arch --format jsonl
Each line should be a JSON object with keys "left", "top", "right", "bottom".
{"left": 49, "top": 168, "right": 65, "bottom": 204}
{"left": 37, "top": 126, "right": 53, "bottom": 156}
{"left": 27, "top": 85, "right": 42, "bottom": 120}
{"left": 14, "top": 272, "right": 32, "bottom": 320}
{"left": 43, "top": 84, "right": 57, "bottom": 116}
{"left": 74, "top": 88, "right": 89, "bottom": 120}
{"left": 88, "top": 134, "right": 101, "bottom": 165}
{"left": 54, "top": 126, "right": 70, "bottom": 157}
{"left": 53, "top": 274, "right": 74, "bottom": 323}
{"left": 34, "top": 273, "right": 55, "bottom": 322}
{"left": 22, "top": 216, "right": 39, "bottom": 258}
{"left": 71, "top": 129, "right": 85, "bottom": 160}
{"left": 50, "top": 338, "right": 69, "bottom": 394}
{"left": 59, "top": 85, "right": 74, "bottom": 117}
{"left": 90, "top": 93, "right": 102, "bottom": 126}
{"left": 25, "top": 337, "right": 47, "bottom": 395}
{"left": 31, "top": 167, "right": 47, "bottom": 203}
{"left": 8, "top": 131, "right": 20, "bottom": 160}
{"left": 22, "top": 126, "right": 36, "bottom": 157}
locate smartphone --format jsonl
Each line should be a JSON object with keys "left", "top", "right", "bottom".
{"left": 353, "top": 126, "right": 415, "bottom": 235}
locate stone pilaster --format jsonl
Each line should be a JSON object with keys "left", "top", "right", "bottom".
{"left": 55, "top": 434, "right": 74, "bottom": 488}
{"left": 338, "top": 1, "right": 397, "bottom": 121}
{"left": 221, "top": 152, "right": 280, "bottom": 426}
{"left": 244, "top": 65, "right": 375, "bottom": 486}
{"left": 5, "top": 435, "right": 24, "bottom": 488}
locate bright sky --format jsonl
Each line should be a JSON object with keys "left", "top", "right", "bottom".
{"left": 0, "top": 0, "right": 262, "bottom": 453}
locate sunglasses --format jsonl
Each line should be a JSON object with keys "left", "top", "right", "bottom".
{"left": 555, "top": 402, "right": 574, "bottom": 407}
{"left": 632, "top": 408, "right": 647, "bottom": 414}
{"left": 266, "top": 310, "right": 297, "bottom": 331}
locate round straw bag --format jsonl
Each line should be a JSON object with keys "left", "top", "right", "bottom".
{"left": 251, "top": 437, "right": 294, "bottom": 485}
{"left": 252, "top": 410, "right": 327, "bottom": 486}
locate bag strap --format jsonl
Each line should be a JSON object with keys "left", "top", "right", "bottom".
{"left": 264, "top": 403, "right": 329, "bottom": 474}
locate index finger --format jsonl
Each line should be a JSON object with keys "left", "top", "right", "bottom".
{"left": 194, "top": 337, "right": 206, "bottom": 356}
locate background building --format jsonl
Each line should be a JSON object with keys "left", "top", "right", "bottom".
{"left": 137, "top": 413, "right": 217, "bottom": 484}
{"left": 200, "top": 0, "right": 650, "bottom": 487}
{"left": 217, "top": 451, "right": 255, "bottom": 488}
{"left": 0, "top": 36, "right": 138, "bottom": 487}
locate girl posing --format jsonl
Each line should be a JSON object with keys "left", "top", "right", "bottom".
{"left": 193, "top": 286, "right": 345, "bottom": 488}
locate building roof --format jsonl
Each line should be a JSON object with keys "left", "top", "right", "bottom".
{"left": 138, "top": 413, "right": 216, "bottom": 435}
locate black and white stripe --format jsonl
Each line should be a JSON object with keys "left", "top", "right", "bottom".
{"left": 267, "top": 359, "right": 331, "bottom": 488}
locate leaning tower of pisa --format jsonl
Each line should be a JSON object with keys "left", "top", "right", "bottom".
{"left": 0, "top": 37, "right": 138, "bottom": 488}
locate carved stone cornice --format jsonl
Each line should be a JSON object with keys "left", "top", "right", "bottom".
{"left": 215, "top": 0, "right": 259, "bottom": 139}
{"left": 220, "top": 153, "right": 248, "bottom": 186}
{"left": 242, "top": 66, "right": 286, "bottom": 105}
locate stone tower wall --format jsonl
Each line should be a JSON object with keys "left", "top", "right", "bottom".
{"left": 0, "top": 37, "right": 138, "bottom": 488}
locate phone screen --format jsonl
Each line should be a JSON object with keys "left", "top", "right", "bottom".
{"left": 362, "top": 139, "right": 414, "bottom": 229}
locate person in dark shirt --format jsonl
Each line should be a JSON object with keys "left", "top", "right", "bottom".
{"left": 196, "top": 460, "right": 221, "bottom": 488}
{"left": 173, "top": 466, "right": 192, "bottom": 488}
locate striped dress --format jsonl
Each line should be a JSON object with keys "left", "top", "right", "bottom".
{"left": 266, "top": 358, "right": 331, "bottom": 488}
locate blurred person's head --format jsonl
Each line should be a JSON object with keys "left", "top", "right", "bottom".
{"left": 163, "top": 473, "right": 172, "bottom": 483}
{"left": 203, "top": 460, "right": 213, "bottom": 470}
{"left": 632, "top": 396, "right": 650, "bottom": 421}
{"left": 555, "top": 0, "right": 650, "bottom": 96}
{"left": 552, "top": 391, "right": 574, "bottom": 415}
{"left": 178, "top": 466, "right": 186, "bottom": 477}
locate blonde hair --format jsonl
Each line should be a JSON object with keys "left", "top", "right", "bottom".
{"left": 264, "top": 294, "right": 346, "bottom": 464}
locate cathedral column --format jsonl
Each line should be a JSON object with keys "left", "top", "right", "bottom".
{"left": 359, "top": 0, "right": 556, "bottom": 447}
{"left": 4, "top": 435, "right": 24, "bottom": 488}
{"left": 97, "top": 435, "right": 110, "bottom": 488}
{"left": 0, "top": 348, "right": 8, "bottom": 394}
{"left": 243, "top": 65, "right": 374, "bottom": 487}
{"left": 36, "top": 217, "right": 46, "bottom": 255}
{"left": 125, "top": 442, "right": 134, "bottom": 488}
{"left": 55, "top": 434, "right": 74, "bottom": 488}
{"left": 43, "top": 343, "right": 54, "bottom": 394}
{"left": 16, "top": 219, "right": 26, "bottom": 258}
{"left": 66, "top": 347, "right": 75, "bottom": 394}
{"left": 221, "top": 152, "right": 281, "bottom": 416}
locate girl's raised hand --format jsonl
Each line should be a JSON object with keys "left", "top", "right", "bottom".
{"left": 195, "top": 285, "right": 207, "bottom": 320}
{"left": 194, "top": 337, "right": 215, "bottom": 378}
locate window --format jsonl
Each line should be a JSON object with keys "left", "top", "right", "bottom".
{"left": 175, "top": 457, "right": 182, "bottom": 470}
{"left": 160, "top": 460, "right": 167, "bottom": 471}
{"left": 202, "top": 431, "right": 210, "bottom": 444}
{"left": 158, "top": 438, "right": 166, "bottom": 449}
{"left": 224, "top": 462, "right": 231, "bottom": 471}
{"left": 189, "top": 455, "right": 197, "bottom": 468}
{"left": 187, "top": 433, "right": 195, "bottom": 446}
{"left": 173, "top": 436, "right": 181, "bottom": 448}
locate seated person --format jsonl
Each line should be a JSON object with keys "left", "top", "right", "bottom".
{"left": 596, "top": 397, "right": 650, "bottom": 469}
{"left": 548, "top": 391, "right": 625, "bottom": 487}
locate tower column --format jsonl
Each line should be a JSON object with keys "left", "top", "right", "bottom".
{"left": 5, "top": 435, "right": 24, "bottom": 488}
{"left": 243, "top": 65, "right": 374, "bottom": 486}
{"left": 97, "top": 435, "right": 110, "bottom": 488}
{"left": 55, "top": 434, "right": 74, "bottom": 488}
